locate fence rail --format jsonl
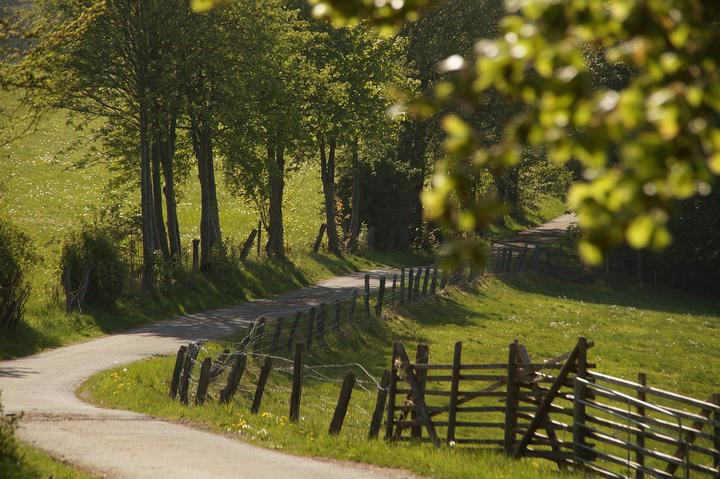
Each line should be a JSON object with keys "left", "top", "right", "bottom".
{"left": 164, "top": 243, "right": 718, "bottom": 479}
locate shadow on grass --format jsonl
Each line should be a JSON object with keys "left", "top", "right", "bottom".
{"left": 0, "top": 253, "right": 395, "bottom": 360}
{"left": 498, "top": 272, "right": 720, "bottom": 318}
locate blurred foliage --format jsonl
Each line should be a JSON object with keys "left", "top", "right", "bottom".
{"left": 317, "top": 0, "right": 720, "bottom": 265}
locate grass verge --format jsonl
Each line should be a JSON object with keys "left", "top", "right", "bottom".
{"left": 80, "top": 274, "right": 719, "bottom": 478}
{"left": 0, "top": 441, "right": 96, "bottom": 479}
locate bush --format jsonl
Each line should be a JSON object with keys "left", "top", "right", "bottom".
{"left": 0, "top": 215, "right": 35, "bottom": 336}
{"left": 60, "top": 224, "right": 127, "bottom": 310}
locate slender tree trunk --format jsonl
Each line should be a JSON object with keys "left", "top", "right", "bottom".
{"left": 140, "top": 100, "right": 155, "bottom": 291}
{"left": 319, "top": 134, "right": 340, "bottom": 255}
{"left": 151, "top": 125, "right": 171, "bottom": 261}
{"left": 162, "top": 114, "right": 181, "bottom": 262}
{"left": 192, "top": 116, "right": 222, "bottom": 272}
{"left": 348, "top": 137, "right": 361, "bottom": 252}
{"left": 267, "top": 143, "right": 285, "bottom": 257}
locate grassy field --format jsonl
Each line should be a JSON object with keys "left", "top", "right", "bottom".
{"left": 0, "top": 91, "right": 432, "bottom": 359}
{"left": 80, "top": 273, "right": 720, "bottom": 478}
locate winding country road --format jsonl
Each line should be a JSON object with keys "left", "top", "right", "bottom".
{"left": 0, "top": 215, "right": 574, "bottom": 479}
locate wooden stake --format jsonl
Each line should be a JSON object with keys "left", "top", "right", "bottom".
{"left": 447, "top": 341, "right": 462, "bottom": 445}
{"left": 385, "top": 343, "right": 399, "bottom": 440}
{"left": 289, "top": 343, "right": 304, "bottom": 423}
{"left": 422, "top": 267, "right": 430, "bottom": 296}
{"left": 192, "top": 239, "right": 200, "bottom": 273}
{"left": 375, "top": 277, "right": 386, "bottom": 317}
{"left": 195, "top": 357, "right": 212, "bottom": 405}
{"left": 251, "top": 357, "right": 273, "bottom": 414}
{"left": 411, "top": 344, "right": 429, "bottom": 438}
{"left": 503, "top": 341, "right": 519, "bottom": 455}
{"left": 636, "top": 372, "right": 647, "bottom": 479}
{"left": 170, "top": 345, "right": 187, "bottom": 399}
{"left": 364, "top": 274, "right": 370, "bottom": 318}
{"left": 369, "top": 370, "right": 391, "bottom": 439}
{"left": 329, "top": 371, "right": 356, "bottom": 435}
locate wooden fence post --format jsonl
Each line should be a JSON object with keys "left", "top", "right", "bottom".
{"left": 411, "top": 344, "right": 429, "bottom": 438}
{"left": 369, "top": 370, "right": 391, "bottom": 439}
{"left": 312, "top": 223, "right": 327, "bottom": 253}
{"left": 192, "top": 239, "right": 200, "bottom": 273}
{"left": 270, "top": 317, "right": 283, "bottom": 353}
{"left": 195, "top": 358, "right": 212, "bottom": 406}
{"left": 334, "top": 299, "right": 342, "bottom": 331}
{"left": 318, "top": 303, "right": 327, "bottom": 344}
{"left": 400, "top": 267, "right": 406, "bottom": 304}
{"left": 349, "top": 290, "right": 358, "bottom": 321}
{"left": 503, "top": 340, "right": 519, "bottom": 455}
{"left": 170, "top": 345, "right": 187, "bottom": 399}
{"left": 364, "top": 274, "right": 371, "bottom": 318}
{"left": 251, "top": 357, "right": 273, "bottom": 414}
{"left": 375, "top": 277, "right": 386, "bottom": 317}
{"left": 422, "top": 267, "right": 430, "bottom": 296}
{"left": 306, "top": 307, "right": 316, "bottom": 351}
{"left": 636, "top": 372, "right": 647, "bottom": 479}
{"left": 407, "top": 268, "right": 414, "bottom": 302}
{"left": 391, "top": 274, "right": 397, "bottom": 305}
{"left": 220, "top": 341, "right": 249, "bottom": 404}
{"left": 289, "top": 342, "right": 304, "bottom": 423}
{"left": 447, "top": 341, "right": 462, "bottom": 445}
{"left": 430, "top": 265, "right": 438, "bottom": 295}
{"left": 513, "top": 342, "right": 581, "bottom": 458}
{"left": 572, "top": 337, "right": 590, "bottom": 462}
{"left": 179, "top": 342, "right": 200, "bottom": 405}
{"left": 414, "top": 268, "right": 422, "bottom": 298}
{"left": 329, "top": 371, "right": 356, "bottom": 435}
{"left": 240, "top": 229, "right": 258, "bottom": 260}
{"left": 287, "top": 311, "right": 301, "bottom": 353}
{"left": 385, "top": 342, "right": 399, "bottom": 440}
{"left": 394, "top": 343, "right": 440, "bottom": 447}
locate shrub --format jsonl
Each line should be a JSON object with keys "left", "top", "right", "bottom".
{"left": 0, "top": 215, "right": 35, "bottom": 336}
{"left": 60, "top": 223, "right": 127, "bottom": 310}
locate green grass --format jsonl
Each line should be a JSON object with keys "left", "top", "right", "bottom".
{"left": 0, "top": 441, "right": 96, "bottom": 479}
{"left": 80, "top": 274, "right": 720, "bottom": 478}
{"left": 0, "top": 90, "right": 432, "bottom": 359}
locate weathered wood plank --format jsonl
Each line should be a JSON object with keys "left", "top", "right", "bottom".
{"left": 329, "top": 371, "right": 356, "bottom": 435}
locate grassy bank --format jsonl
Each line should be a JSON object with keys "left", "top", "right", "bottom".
{"left": 80, "top": 274, "right": 720, "bottom": 478}
{"left": 0, "top": 441, "right": 96, "bottom": 479}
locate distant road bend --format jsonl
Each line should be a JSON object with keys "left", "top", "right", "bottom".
{"left": 0, "top": 214, "right": 575, "bottom": 479}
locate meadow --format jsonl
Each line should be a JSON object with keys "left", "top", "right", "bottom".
{"left": 81, "top": 273, "right": 720, "bottom": 479}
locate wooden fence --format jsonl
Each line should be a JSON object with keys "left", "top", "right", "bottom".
{"left": 380, "top": 337, "right": 719, "bottom": 478}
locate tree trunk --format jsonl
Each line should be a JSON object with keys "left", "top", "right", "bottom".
{"left": 267, "top": 144, "right": 285, "bottom": 257}
{"left": 151, "top": 127, "right": 171, "bottom": 261}
{"left": 320, "top": 134, "right": 340, "bottom": 255}
{"left": 192, "top": 117, "right": 222, "bottom": 272}
{"left": 162, "top": 115, "right": 182, "bottom": 262}
{"left": 140, "top": 100, "right": 155, "bottom": 291}
{"left": 348, "top": 137, "right": 361, "bottom": 252}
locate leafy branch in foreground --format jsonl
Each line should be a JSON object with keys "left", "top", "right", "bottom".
{"left": 314, "top": 0, "right": 720, "bottom": 265}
